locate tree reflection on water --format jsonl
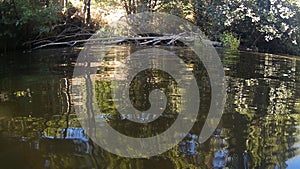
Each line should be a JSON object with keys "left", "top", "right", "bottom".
{"left": 0, "top": 48, "right": 300, "bottom": 168}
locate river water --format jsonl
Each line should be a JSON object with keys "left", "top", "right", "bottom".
{"left": 0, "top": 46, "right": 300, "bottom": 169}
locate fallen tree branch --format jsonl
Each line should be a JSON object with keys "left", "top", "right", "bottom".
{"left": 23, "top": 22, "right": 96, "bottom": 49}
{"left": 33, "top": 34, "right": 194, "bottom": 49}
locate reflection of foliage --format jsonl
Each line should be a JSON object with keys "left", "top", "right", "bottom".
{"left": 223, "top": 52, "right": 299, "bottom": 168}
{"left": 94, "top": 80, "right": 117, "bottom": 114}
{"left": 91, "top": 45, "right": 216, "bottom": 168}
{"left": 129, "top": 69, "right": 180, "bottom": 113}
{"left": 246, "top": 114, "right": 297, "bottom": 168}
{"left": 294, "top": 98, "right": 300, "bottom": 112}
{"left": 2, "top": 45, "right": 300, "bottom": 168}
{"left": 93, "top": 76, "right": 181, "bottom": 137}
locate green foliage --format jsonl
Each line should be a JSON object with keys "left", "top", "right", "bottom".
{"left": 192, "top": 0, "right": 225, "bottom": 39}
{"left": 218, "top": 0, "right": 300, "bottom": 55}
{"left": 220, "top": 32, "right": 240, "bottom": 50}
{"left": 0, "top": 0, "right": 63, "bottom": 51}
{"left": 1, "top": 0, "right": 300, "bottom": 55}
{"left": 158, "top": 0, "right": 193, "bottom": 19}
{"left": 121, "top": 0, "right": 159, "bottom": 14}
{"left": 157, "top": 0, "right": 300, "bottom": 55}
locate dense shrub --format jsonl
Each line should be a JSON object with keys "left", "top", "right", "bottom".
{"left": 220, "top": 32, "right": 240, "bottom": 50}
{"left": 0, "top": 0, "right": 64, "bottom": 51}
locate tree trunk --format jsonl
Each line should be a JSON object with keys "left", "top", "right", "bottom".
{"left": 86, "top": 0, "right": 91, "bottom": 24}
{"left": 124, "top": 0, "right": 129, "bottom": 14}
{"left": 45, "top": 0, "right": 49, "bottom": 7}
{"left": 64, "top": 0, "right": 68, "bottom": 8}
{"left": 83, "top": 0, "right": 91, "bottom": 24}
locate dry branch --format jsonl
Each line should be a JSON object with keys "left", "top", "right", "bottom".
{"left": 33, "top": 34, "right": 193, "bottom": 49}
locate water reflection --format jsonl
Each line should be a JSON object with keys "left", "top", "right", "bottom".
{"left": 0, "top": 47, "right": 300, "bottom": 168}
{"left": 222, "top": 50, "right": 300, "bottom": 169}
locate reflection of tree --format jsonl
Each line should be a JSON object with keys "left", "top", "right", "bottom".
{"left": 0, "top": 74, "right": 96, "bottom": 168}
{"left": 223, "top": 52, "right": 299, "bottom": 168}
{"left": 93, "top": 45, "right": 187, "bottom": 138}
{"left": 2, "top": 47, "right": 300, "bottom": 168}
{"left": 91, "top": 45, "right": 214, "bottom": 168}
{"left": 0, "top": 113, "right": 97, "bottom": 169}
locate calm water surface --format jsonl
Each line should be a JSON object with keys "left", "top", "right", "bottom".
{"left": 1, "top": 46, "right": 300, "bottom": 169}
